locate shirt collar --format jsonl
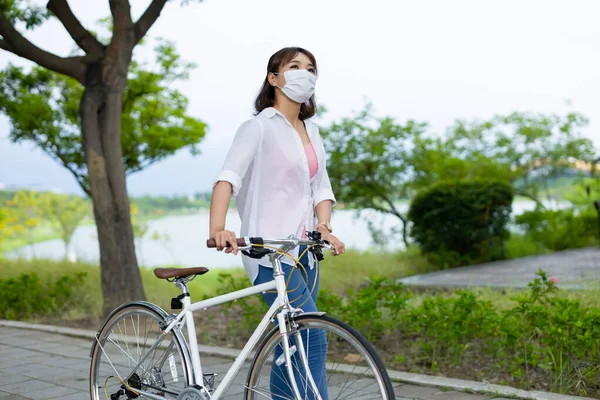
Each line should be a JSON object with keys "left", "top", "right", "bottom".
{"left": 260, "top": 107, "right": 315, "bottom": 136}
{"left": 261, "top": 107, "right": 280, "bottom": 119}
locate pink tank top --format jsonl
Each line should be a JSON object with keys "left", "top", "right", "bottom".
{"left": 302, "top": 142, "right": 318, "bottom": 239}
{"left": 304, "top": 142, "right": 318, "bottom": 179}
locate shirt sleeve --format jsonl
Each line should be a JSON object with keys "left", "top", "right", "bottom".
{"left": 312, "top": 166, "right": 337, "bottom": 208}
{"left": 311, "top": 129, "right": 337, "bottom": 208}
{"left": 213, "top": 118, "right": 263, "bottom": 197}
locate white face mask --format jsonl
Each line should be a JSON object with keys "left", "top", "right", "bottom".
{"left": 275, "top": 69, "right": 317, "bottom": 104}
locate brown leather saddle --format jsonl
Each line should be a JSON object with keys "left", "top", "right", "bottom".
{"left": 153, "top": 266, "right": 209, "bottom": 280}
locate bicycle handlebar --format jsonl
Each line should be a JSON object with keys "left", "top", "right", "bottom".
{"left": 206, "top": 236, "right": 329, "bottom": 249}
{"left": 206, "top": 238, "right": 247, "bottom": 248}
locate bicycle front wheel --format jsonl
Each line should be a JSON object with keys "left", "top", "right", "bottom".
{"left": 245, "top": 314, "right": 396, "bottom": 400}
{"left": 89, "top": 302, "right": 191, "bottom": 399}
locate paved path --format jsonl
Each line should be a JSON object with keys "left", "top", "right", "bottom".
{"left": 399, "top": 247, "right": 600, "bottom": 289}
{"left": 0, "top": 325, "right": 517, "bottom": 400}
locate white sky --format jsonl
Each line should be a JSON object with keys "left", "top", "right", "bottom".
{"left": 1, "top": 0, "right": 599, "bottom": 195}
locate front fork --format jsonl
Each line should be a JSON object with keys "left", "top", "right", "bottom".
{"left": 276, "top": 311, "right": 324, "bottom": 400}
{"left": 270, "top": 250, "right": 324, "bottom": 400}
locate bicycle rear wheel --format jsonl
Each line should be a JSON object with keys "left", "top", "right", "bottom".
{"left": 245, "top": 314, "right": 396, "bottom": 400}
{"left": 89, "top": 302, "right": 191, "bottom": 399}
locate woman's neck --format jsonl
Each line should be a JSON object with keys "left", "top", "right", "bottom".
{"left": 273, "top": 95, "right": 302, "bottom": 127}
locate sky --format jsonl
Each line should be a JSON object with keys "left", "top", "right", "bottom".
{"left": 1, "top": 0, "right": 599, "bottom": 196}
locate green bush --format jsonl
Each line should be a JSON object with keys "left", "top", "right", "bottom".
{"left": 408, "top": 179, "right": 514, "bottom": 267}
{"left": 515, "top": 207, "right": 598, "bottom": 251}
{"left": 505, "top": 232, "right": 551, "bottom": 258}
{"left": 317, "top": 270, "right": 600, "bottom": 397}
{"left": 0, "top": 272, "right": 87, "bottom": 320}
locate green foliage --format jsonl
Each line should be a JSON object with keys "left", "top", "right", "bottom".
{"left": 1, "top": 190, "right": 44, "bottom": 249}
{"left": 0, "top": 257, "right": 246, "bottom": 319}
{"left": 193, "top": 268, "right": 600, "bottom": 397}
{"left": 43, "top": 193, "right": 90, "bottom": 257}
{"left": 0, "top": 0, "right": 48, "bottom": 28}
{"left": 213, "top": 272, "right": 267, "bottom": 335}
{"left": 330, "top": 270, "right": 600, "bottom": 397}
{"left": 408, "top": 180, "right": 514, "bottom": 267}
{"left": 0, "top": 189, "right": 219, "bottom": 255}
{"left": 319, "top": 246, "right": 436, "bottom": 294}
{"left": 130, "top": 203, "right": 149, "bottom": 240}
{"left": 515, "top": 207, "right": 598, "bottom": 251}
{"left": 3, "top": 254, "right": 599, "bottom": 396}
{"left": 445, "top": 111, "right": 596, "bottom": 204}
{"left": 0, "top": 207, "right": 8, "bottom": 249}
{"left": 319, "top": 103, "right": 430, "bottom": 244}
{"left": 499, "top": 271, "right": 600, "bottom": 394}
{"left": 320, "top": 103, "right": 427, "bottom": 208}
{"left": 564, "top": 178, "right": 600, "bottom": 207}
{"left": 0, "top": 272, "right": 87, "bottom": 320}
{"left": 504, "top": 233, "right": 550, "bottom": 259}
{"left": 132, "top": 193, "right": 212, "bottom": 215}
{"left": 0, "top": 37, "right": 206, "bottom": 194}
{"left": 320, "top": 104, "right": 595, "bottom": 249}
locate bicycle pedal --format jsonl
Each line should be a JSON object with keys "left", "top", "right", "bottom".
{"left": 275, "top": 345, "right": 297, "bottom": 366}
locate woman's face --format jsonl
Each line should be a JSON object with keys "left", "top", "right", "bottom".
{"left": 269, "top": 52, "right": 316, "bottom": 88}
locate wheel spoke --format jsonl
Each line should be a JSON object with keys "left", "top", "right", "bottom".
{"left": 90, "top": 305, "right": 189, "bottom": 400}
{"left": 244, "top": 315, "right": 394, "bottom": 400}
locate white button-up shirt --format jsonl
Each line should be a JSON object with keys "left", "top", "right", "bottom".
{"left": 213, "top": 107, "right": 336, "bottom": 283}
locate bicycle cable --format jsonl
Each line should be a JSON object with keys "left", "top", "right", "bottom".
{"left": 252, "top": 244, "right": 321, "bottom": 308}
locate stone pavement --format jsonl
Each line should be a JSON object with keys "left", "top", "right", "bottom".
{"left": 398, "top": 247, "right": 600, "bottom": 289}
{"left": 0, "top": 325, "right": 523, "bottom": 400}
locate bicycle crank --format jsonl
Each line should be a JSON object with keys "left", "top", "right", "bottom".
{"left": 177, "top": 386, "right": 207, "bottom": 400}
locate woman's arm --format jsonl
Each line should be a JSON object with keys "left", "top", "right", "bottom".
{"left": 209, "top": 119, "right": 263, "bottom": 255}
{"left": 315, "top": 200, "right": 333, "bottom": 229}
{"left": 314, "top": 199, "right": 344, "bottom": 255}
{"left": 209, "top": 181, "right": 240, "bottom": 254}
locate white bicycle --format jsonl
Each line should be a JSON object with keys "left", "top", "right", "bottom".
{"left": 89, "top": 231, "right": 396, "bottom": 399}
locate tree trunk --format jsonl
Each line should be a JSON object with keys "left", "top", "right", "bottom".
{"left": 401, "top": 218, "right": 409, "bottom": 248}
{"left": 80, "top": 62, "right": 146, "bottom": 316}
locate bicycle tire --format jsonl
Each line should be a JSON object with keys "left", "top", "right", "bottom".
{"left": 89, "top": 301, "right": 192, "bottom": 399}
{"left": 244, "top": 314, "right": 396, "bottom": 399}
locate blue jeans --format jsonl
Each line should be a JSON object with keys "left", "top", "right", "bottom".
{"left": 254, "top": 246, "right": 329, "bottom": 400}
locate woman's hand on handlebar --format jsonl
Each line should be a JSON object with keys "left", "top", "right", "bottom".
{"left": 211, "top": 230, "right": 239, "bottom": 255}
{"left": 319, "top": 232, "right": 345, "bottom": 256}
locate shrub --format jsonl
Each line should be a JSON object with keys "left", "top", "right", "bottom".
{"left": 514, "top": 207, "right": 598, "bottom": 251}
{"left": 0, "top": 272, "right": 87, "bottom": 320}
{"left": 315, "top": 270, "right": 600, "bottom": 397}
{"left": 408, "top": 179, "right": 514, "bottom": 267}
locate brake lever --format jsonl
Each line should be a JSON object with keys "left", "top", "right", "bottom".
{"left": 321, "top": 241, "right": 334, "bottom": 250}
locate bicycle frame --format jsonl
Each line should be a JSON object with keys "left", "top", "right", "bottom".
{"left": 167, "top": 279, "right": 281, "bottom": 399}
{"left": 118, "top": 239, "right": 323, "bottom": 400}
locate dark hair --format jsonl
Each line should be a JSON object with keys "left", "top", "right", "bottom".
{"left": 254, "top": 47, "right": 318, "bottom": 121}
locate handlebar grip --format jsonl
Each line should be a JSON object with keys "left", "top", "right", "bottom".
{"left": 206, "top": 238, "right": 248, "bottom": 248}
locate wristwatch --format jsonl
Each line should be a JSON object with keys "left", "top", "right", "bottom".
{"left": 318, "top": 220, "right": 333, "bottom": 233}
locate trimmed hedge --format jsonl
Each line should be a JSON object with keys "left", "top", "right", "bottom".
{"left": 408, "top": 179, "right": 514, "bottom": 267}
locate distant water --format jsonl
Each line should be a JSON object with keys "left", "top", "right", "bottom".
{"left": 5, "top": 200, "right": 568, "bottom": 269}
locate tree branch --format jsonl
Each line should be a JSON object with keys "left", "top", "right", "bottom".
{"left": 515, "top": 189, "right": 545, "bottom": 210}
{"left": 0, "top": 38, "right": 15, "bottom": 52}
{"left": 134, "top": 0, "right": 168, "bottom": 45}
{"left": 366, "top": 182, "right": 406, "bottom": 222}
{"left": 46, "top": 0, "right": 104, "bottom": 56}
{"left": 364, "top": 182, "right": 410, "bottom": 246}
{"left": 0, "top": 12, "right": 84, "bottom": 82}
{"left": 125, "top": 157, "right": 162, "bottom": 175}
{"left": 109, "top": 0, "right": 133, "bottom": 39}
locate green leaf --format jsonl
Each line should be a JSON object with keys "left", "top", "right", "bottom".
{"left": 0, "top": 36, "right": 206, "bottom": 194}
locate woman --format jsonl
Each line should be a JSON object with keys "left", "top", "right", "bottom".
{"left": 209, "top": 47, "right": 345, "bottom": 399}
